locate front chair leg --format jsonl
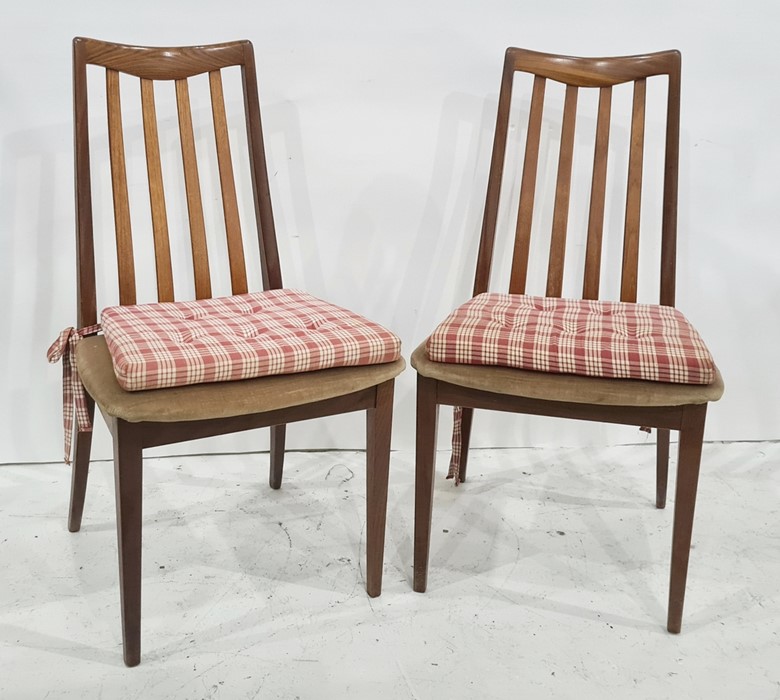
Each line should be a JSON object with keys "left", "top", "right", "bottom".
{"left": 68, "top": 395, "right": 95, "bottom": 532}
{"left": 667, "top": 404, "right": 707, "bottom": 634}
{"left": 112, "top": 419, "right": 144, "bottom": 667}
{"left": 365, "top": 380, "right": 394, "bottom": 597}
{"left": 413, "top": 375, "right": 439, "bottom": 593}
{"left": 269, "top": 424, "right": 286, "bottom": 489}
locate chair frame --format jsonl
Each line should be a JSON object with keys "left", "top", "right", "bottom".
{"left": 413, "top": 48, "right": 716, "bottom": 634}
{"left": 68, "top": 37, "right": 397, "bottom": 666}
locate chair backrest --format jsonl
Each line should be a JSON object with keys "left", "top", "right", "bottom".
{"left": 73, "top": 37, "right": 282, "bottom": 327}
{"left": 473, "top": 47, "right": 681, "bottom": 307}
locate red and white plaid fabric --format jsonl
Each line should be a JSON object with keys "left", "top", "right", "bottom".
{"left": 101, "top": 289, "right": 401, "bottom": 391}
{"left": 427, "top": 293, "right": 715, "bottom": 384}
{"left": 47, "top": 324, "right": 101, "bottom": 463}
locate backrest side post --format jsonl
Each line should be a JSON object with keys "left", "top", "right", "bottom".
{"left": 73, "top": 38, "right": 98, "bottom": 327}
{"left": 472, "top": 52, "right": 515, "bottom": 296}
{"left": 241, "top": 44, "right": 283, "bottom": 290}
{"left": 660, "top": 60, "right": 681, "bottom": 307}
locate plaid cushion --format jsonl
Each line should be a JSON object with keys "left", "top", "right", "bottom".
{"left": 426, "top": 293, "right": 715, "bottom": 385}
{"left": 101, "top": 289, "right": 401, "bottom": 391}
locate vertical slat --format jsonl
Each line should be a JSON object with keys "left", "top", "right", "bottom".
{"left": 546, "top": 84, "right": 578, "bottom": 297}
{"left": 106, "top": 69, "right": 136, "bottom": 305}
{"left": 209, "top": 70, "right": 248, "bottom": 295}
{"left": 660, "top": 64, "right": 681, "bottom": 307}
{"left": 140, "top": 79, "right": 174, "bottom": 302}
{"left": 582, "top": 86, "right": 612, "bottom": 300}
{"left": 620, "top": 78, "right": 646, "bottom": 302}
{"left": 508, "top": 75, "right": 546, "bottom": 295}
{"left": 175, "top": 78, "right": 212, "bottom": 299}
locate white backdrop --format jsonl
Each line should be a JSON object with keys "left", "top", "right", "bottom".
{"left": 1, "top": 0, "right": 777, "bottom": 464}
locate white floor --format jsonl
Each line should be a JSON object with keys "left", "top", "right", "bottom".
{"left": 1, "top": 442, "right": 779, "bottom": 699}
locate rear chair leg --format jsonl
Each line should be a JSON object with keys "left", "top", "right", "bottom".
{"left": 269, "top": 424, "right": 286, "bottom": 489}
{"left": 68, "top": 396, "right": 95, "bottom": 532}
{"left": 656, "top": 428, "right": 670, "bottom": 509}
{"left": 413, "top": 375, "right": 439, "bottom": 593}
{"left": 365, "top": 380, "right": 394, "bottom": 597}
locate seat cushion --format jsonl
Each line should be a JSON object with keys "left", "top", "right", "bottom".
{"left": 426, "top": 293, "right": 716, "bottom": 385}
{"left": 101, "top": 289, "right": 401, "bottom": 391}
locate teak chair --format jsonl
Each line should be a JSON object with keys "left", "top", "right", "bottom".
{"left": 62, "top": 37, "right": 404, "bottom": 666}
{"left": 412, "top": 48, "right": 723, "bottom": 632}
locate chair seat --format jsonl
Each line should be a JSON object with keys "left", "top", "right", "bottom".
{"left": 412, "top": 342, "right": 723, "bottom": 407}
{"left": 77, "top": 336, "right": 405, "bottom": 423}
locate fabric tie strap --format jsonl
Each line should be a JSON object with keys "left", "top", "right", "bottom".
{"left": 47, "top": 325, "right": 101, "bottom": 464}
{"left": 447, "top": 406, "right": 464, "bottom": 485}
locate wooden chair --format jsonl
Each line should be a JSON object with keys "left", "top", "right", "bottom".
{"left": 412, "top": 48, "right": 723, "bottom": 632}
{"left": 64, "top": 37, "right": 404, "bottom": 666}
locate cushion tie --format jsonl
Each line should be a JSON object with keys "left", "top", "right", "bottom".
{"left": 47, "top": 325, "right": 101, "bottom": 464}
{"left": 447, "top": 406, "right": 464, "bottom": 485}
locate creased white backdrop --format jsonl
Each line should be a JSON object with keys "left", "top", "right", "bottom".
{"left": 1, "top": 0, "right": 777, "bottom": 464}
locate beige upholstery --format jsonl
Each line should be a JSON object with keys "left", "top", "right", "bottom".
{"left": 76, "top": 336, "right": 405, "bottom": 424}
{"left": 411, "top": 342, "right": 723, "bottom": 407}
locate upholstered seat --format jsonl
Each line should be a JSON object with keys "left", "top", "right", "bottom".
{"left": 412, "top": 343, "right": 722, "bottom": 407}
{"left": 78, "top": 336, "right": 404, "bottom": 423}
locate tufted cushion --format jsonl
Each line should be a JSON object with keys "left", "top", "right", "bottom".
{"left": 426, "top": 293, "right": 715, "bottom": 385}
{"left": 101, "top": 289, "right": 401, "bottom": 391}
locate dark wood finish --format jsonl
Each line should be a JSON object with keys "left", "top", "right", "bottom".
{"left": 656, "top": 428, "right": 670, "bottom": 509}
{"left": 365, "top": 380, "right": 394, "bottom": 596}
{"left": 175, "top": 78, "right": 212, "bottom": 300}
{"left": 415, "top": 48, "right": 717, "bottom": 634}
{"left": 111, "top": 418, "right": 144, "bottom": 667}
{"left": 209, "top": 70, "right": 249, "bottom": 295}
{"left": 660, "top": 68, "right": 681, "bottom": 308}
{"left": 269, "top": 424, "right": 285, "bottom": 489}
{"left": 69, "top": 37, "right": 398, "bottom": 665}
{"left": 68, "top": 395, "right": 95, "bottom": 532}
{"left": 667, "top": 404, "right": 706, "bottom": 633}
{"left": 546, "top": 84, "right": 578, "bottom": 297}
{"left": 508, "top": 75, "right": 545, "bottom": 295}
{"left": 106, "top": 69, "right": 136, "bottom": 305}
{"left": 582, "top": 86, "right": 612, "bottom": 300}
{"left": 621, "top": 78, "right": 647, "bottom": 303}
{"left": 241, "top": 43, "right": 283, "bottom": 291}
{"left": 140, "top": 79, "right": 175, "bottom": 302}
{"left": 413, "top": 375, "right": 439, "bottom": 593}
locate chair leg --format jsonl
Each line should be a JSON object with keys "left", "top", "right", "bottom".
{"left": 269, "top": 424, "right": 286, "bottom": 489}
{"left": 456, "top": 407, "right": 474, "bottom": 483}
{"left": 656, "top": 428, "right": 670, "bottom": 509}
{"left": 68, "top": 395, "right": 95, "bottom": 532}
{"left": 413, "top": 375, "right": 439, "bottom": 593}
{"left": 365, "top": 380, "right": 394, "bottom": 597}
{"left": 667, "top": 404, "right": 707, "bottom": 634}
{"left": 112, "top": 420, "right": 144, "bottom": 667}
